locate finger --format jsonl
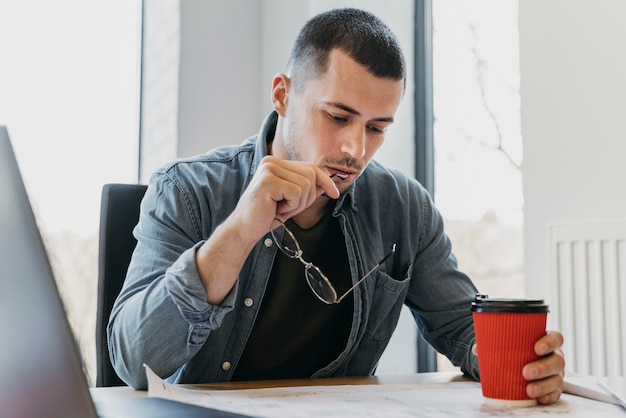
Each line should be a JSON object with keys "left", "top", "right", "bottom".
{"left": 522, "top": 348, "right": 566, "bottom": 381}
{"left": 536, "top": 388, "right": 563, "bottom": 405}
{"left": 316, "top": 170, "right": 340, "bottom": 199}
{"left": 526, "top": 373, "right": 564, "bottom": 404}
{"left": 238, "top": 162, "right": 308, "bottom": 226}
{"left": 273, "top": 178, "right": 313, "bottom": 217}
{"left": 272, "top": 164, "right": 338, "bottom": 213}
{"left": 263, "top": 156, "right": 339, "bottom": 201}
{"left": 535, "top": 330, "right": 564, "bottom": 356}
{"left": 258, "top": 162, "right": 316, "bottom": 214}
{"left": 248, "top": 157, "right": 342, "bottom": 223}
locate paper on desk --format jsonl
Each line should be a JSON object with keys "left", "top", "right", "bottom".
{"left": 563, "top": 372, "right": 625, "bottom": 406}
{"left": 144, "top": 365, "right": 625, "bottom": 417}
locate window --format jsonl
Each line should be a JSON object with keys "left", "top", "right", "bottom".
{"left": 0, "top": 0, "right": 142, "bottom": 385}
{"left": 432, "top": 0, "right": 523, "bottom": 369}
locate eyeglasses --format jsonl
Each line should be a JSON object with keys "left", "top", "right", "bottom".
{"left": 270, "top": 218, "right": 396, "bottom": 304}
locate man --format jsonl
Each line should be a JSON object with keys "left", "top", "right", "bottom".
{"left": 109, "top": 8, "right": 565, "bottom": 404}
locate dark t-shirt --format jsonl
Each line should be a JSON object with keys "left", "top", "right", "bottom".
{"left": 232, "top": 214, "right": 353, "bottom": 381}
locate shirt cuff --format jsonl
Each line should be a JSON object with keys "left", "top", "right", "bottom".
{"left": 164, "top": 241, "right": 237, "bottom": 328}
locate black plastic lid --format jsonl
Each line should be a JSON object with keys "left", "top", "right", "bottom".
{"left": 470, "top": 294, "right": 549, "bottom": 313}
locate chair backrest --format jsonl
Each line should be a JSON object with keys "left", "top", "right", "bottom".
{"left": 96, "top": 183, "right": 147, "bottom": 387}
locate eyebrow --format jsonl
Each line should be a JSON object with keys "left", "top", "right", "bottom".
{"left": 325, "top": 101, "right": 395, "bottom": 123}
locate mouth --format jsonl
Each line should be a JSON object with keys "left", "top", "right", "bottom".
{"left": 328, "top": 167, "right": 356, "bottom": 182}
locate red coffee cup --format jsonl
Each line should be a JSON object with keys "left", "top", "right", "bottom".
{"left": 471, "top": 294, "right": 549, "bottom": 406}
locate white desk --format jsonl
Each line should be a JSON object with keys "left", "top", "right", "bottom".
{"left": 90, "top": 371, "right": 466, "bottom": 402}
{"left": 90, "top": 372, "right": 626, "bottom": 417}
{"left": 90, "top": 385, "right": 147, "bottom": 403}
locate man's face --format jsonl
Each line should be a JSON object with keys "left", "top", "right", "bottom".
{"left": 275, "top": 49, "right": 405, "bottom": 194}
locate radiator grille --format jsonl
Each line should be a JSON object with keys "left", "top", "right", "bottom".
{"left": 549, "top": 221, "right": 626, "bottom": 377}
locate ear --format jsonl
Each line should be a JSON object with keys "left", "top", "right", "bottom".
{"left": 271, "top": 73, "right": 290, "bottom": 117}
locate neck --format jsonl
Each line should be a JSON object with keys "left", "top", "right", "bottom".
{"left": 291, "top": 197, "right": 334, "bottom": 229}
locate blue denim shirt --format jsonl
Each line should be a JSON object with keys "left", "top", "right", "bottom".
{"left": 108, "top": 112, "right": 480, "bottom": 389}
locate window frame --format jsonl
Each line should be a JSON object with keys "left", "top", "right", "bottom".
{"left": 413, "top": 0, "right": 437, "bottom": 372}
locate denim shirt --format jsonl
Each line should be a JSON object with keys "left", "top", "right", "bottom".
{"left": 108, "top": 112, "right": 480, "bottom": 389}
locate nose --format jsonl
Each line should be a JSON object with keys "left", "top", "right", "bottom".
{"left": 339, "top": 126, "right": 367, "bottom": 159}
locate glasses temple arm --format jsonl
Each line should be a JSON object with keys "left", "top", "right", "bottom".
{"left": 336, "top": 244, "right": 397, "bottom": 303}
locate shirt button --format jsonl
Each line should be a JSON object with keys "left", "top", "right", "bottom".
{"left": 264, "top": 238, "right": 273, "bottom": 247}
{"left": 222, "top": 361, "right": 231, "bottom": 371}
{"left": 244, "top": 298, "right": 254, "bottom": 307}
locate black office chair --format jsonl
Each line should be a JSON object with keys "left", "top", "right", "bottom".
{"left": 96, "top": 183, "right": 147, "bottom": 387}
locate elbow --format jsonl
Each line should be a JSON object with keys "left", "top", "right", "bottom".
{"left": 108, "top": 346, "right": 149, "bottom": 390}
{"left": 107, "top": 325, "right": 149, "bottom": 390}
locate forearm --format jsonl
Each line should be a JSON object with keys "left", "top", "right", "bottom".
{"left": 195, "top": 213, "right": 261, "bottom": 305}
{"left": 108, "top": 244, "right": 237, "bottom": 389}
{"left": 108, "top": 280, "right": 196, "bottom": 389}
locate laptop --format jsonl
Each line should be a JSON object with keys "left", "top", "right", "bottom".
{"left": 0, "top": 126, "right": 252, "bottom": 417}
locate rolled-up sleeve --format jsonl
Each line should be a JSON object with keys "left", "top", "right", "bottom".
{"left": 107, "top": 171, "right": 235, "bottom": 389}
{"left": 165, "top": 242, "right": 237, "bottom": 331}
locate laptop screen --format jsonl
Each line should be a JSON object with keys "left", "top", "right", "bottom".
{"left": 0, "top": 126, "right": 97, "bottom": 417}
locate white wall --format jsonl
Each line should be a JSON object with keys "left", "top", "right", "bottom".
{"left": 177, "top": 0, "right": 262, "bottom": 158}
{"left": 173, "top": 0, "right": 415, "bottom": 177}
{"left": 519, "top": 1, "right": 626, "bottom": 306}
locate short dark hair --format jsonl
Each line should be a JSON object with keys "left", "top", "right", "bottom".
{"left": 286, "top": 8, "right": 406, "bottom": 92}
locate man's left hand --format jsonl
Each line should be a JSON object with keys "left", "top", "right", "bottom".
{"left": 521, "top": 330, "right": 566, "bottom": 405}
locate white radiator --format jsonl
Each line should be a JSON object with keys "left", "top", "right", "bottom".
{"left": 549, "top": 221, "right": 626, "bottom": 377}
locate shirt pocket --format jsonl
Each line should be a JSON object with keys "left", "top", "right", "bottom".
{"left": 363, "top": 262, "right": 413, "bottom": 343}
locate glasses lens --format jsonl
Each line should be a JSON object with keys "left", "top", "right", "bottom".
{"left": 305, "top": 265, "right": 337, "bottom": 304}
{"left": 270, "top": 219, "right": 300, "bottom": 258}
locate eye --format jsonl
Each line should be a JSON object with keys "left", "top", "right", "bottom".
{"left": 328, "top": 112, "right": 348, "bottom": 123}
{"left": 367, "top": 124, "right": 386, "bottom": 135}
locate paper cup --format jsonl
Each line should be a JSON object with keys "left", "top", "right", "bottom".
{"left": 471, "top": 294, "right": 549, "bottom": 406}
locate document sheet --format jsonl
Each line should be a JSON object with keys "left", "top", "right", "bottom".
{"left": 145, "top": 366, "right": 625, "bottom": 417}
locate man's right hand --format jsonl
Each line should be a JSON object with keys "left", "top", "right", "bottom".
{"left": 195, "top": 155, "right": 339, "bottom": 305}
{"left": 232, "top": 155, "right": 340, "bottom": 243}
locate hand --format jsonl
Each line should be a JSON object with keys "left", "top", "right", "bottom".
{"left": 522, "top": 331, "right": 565, "bottom": 405}
{"left": 195, "top": 156, "right": 340, "bottom": 305}
{"left": 233, "top": 156, "right": 340, "bottom": 242}
{"left": 471, "top": 330, "right": 565, "bottom": 405}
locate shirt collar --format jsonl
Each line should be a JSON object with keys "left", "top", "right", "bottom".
{"left": 249, "top": 111, "right": 277, "bottom": 177}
